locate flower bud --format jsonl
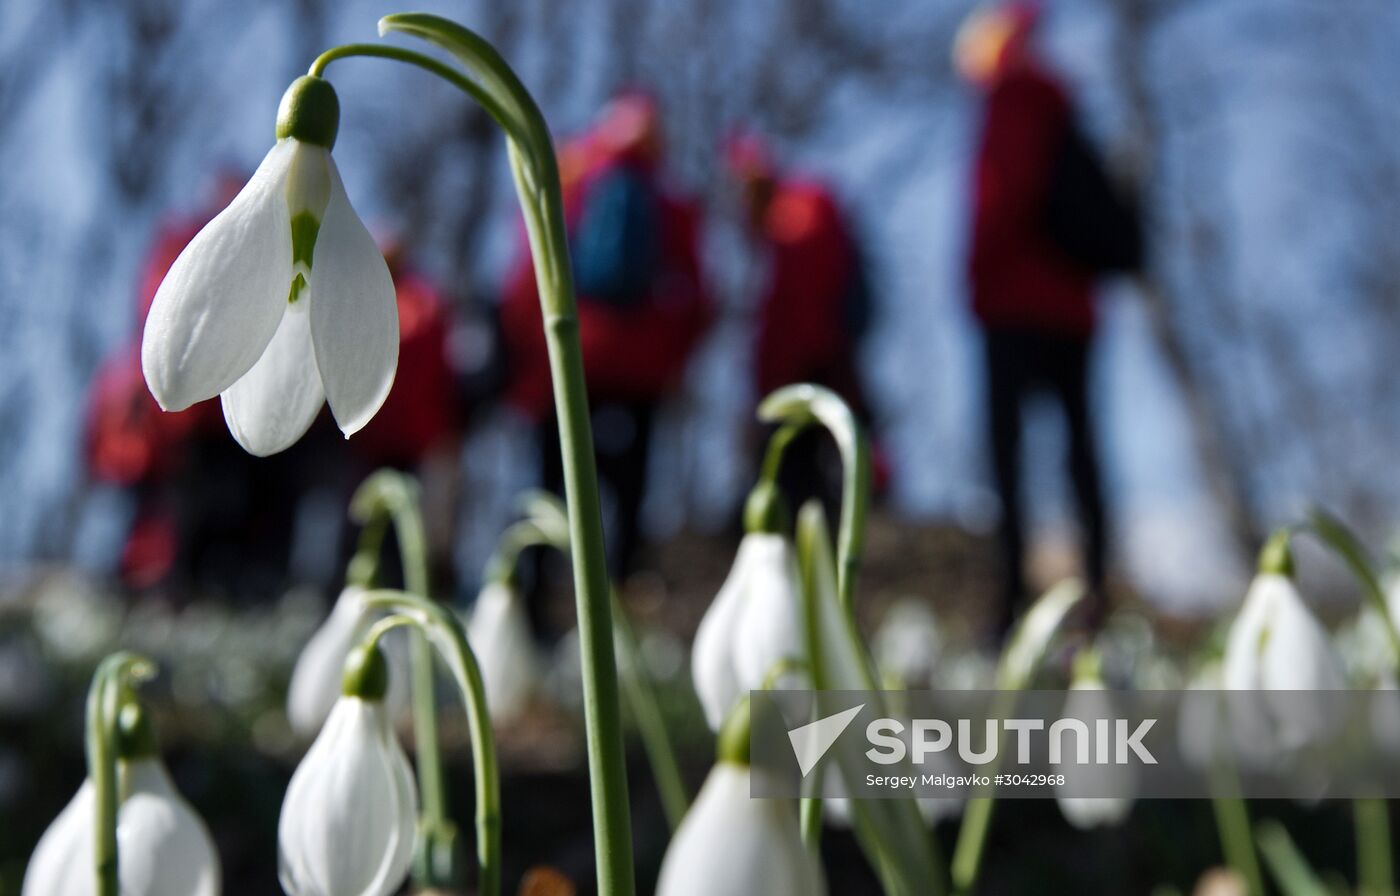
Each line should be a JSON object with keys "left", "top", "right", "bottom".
{"left": 466, "top": 580, "right": 540, "bottom": 722}
{"left": 276, "top": 75, "right": 340, "bottom": 149}
{"left": 278, "top": 696, "right": 418, "bottom": 896}
{"left": 1055, "top": 663, "right": 1133, "bottom": 829}
{"left": 287, "top": 586, "right": 408, "bottom": 738}
{"left": 23, "top": 757, "right": 221, "bottom": 896}
{"left": 654, "top": 763, "right": 823, "bottom": 896}
{"left": 692, "top": 533, "right": 804, "bottom": 730}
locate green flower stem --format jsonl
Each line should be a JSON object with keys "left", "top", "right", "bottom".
{"left": 496, "top": 490, "right": 690, "bottom": 830}
{"left": 384, "top": 18, "right": 634, "bottom": 890}
{"left": 610, "top": 590, "right": 690, "bottom": 830}
{"left": 1213, "top": 796, "right": 1265, "bottom": 896}
{"left": 318, "top": 15, "right": 638, "bottom": 891}
{"left": 362, "top": 591, "right": 501, "bottom": 896}
{"left": 350, "top": 470, "right": 452, "bottom": 887}
{"left": 757, "top": 384, "right": 871, "bottom": 615}
{"left": 1354, "top": 798, "right": 1393, "bottom": 896}
{"left": 950, "top": 580, "right": 1084, "bottom": 896}
{"left": 1256, "top": 819, "right": 1328, "bottom": 896}
{"left": 346, "top": 509, "right": 389, "bottom": 589}
{"left": 85, "top": 652, "right": 156, "bottom": 896}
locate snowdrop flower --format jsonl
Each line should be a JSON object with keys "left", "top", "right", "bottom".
{"left": 279, "top": 643, "right": 417, "bottom": 896}
{"left": 466, "top": 579, "right": 540, "bottom": 722}
{"left": 142, "top": 75, "right": 398, "bottom": 456}
{"left": 656, "top": 699, "right": 825, "bottom": 896}
{"left": 1221, "top": 534, "right": 1345, "bottom": 761}
{"left": 287, "top": 585, "right": 407, "bottom": 738}
{"left": 693, "top": 485, "right": 804, "bottom": 730}
{"left": 873, "top": 598, "right": 941, "bottom": 688}
{"left": 23, "top": 708, "right": 220, "bottom": 895}
{"left": 1056, "top": 658, "right": 1133, "bottom": 829}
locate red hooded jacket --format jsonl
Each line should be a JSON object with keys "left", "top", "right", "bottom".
{"left": 970, "top": 60, "right": 1095, "bottom": 337}
{"left": 753, "top": 179, "right": 860, "bottom": 396}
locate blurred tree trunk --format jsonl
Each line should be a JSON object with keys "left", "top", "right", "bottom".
{"left": 1109, "top": 0, "right": 1262, "bottom": 558}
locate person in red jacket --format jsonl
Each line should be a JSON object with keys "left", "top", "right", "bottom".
{"left": 500, "top": 91, "right": 712, "bottom": 579}
{"left": 726, "top": 135, "right": 883, "bottom": 517}
{"left": 959, "top": 1, "right": 1108, "bottom": 636}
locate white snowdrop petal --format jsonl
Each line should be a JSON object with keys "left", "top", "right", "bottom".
{"left": 693, "top": 533, "right": 805, "bottom": 731}
{"left": 142, "top": 141, "right": 296, "bottom": 411}
{"left": 278, "top": 698, "right": 416, "bottom": 896}
{"left": 732, "top": 537, "right": 804, "bottom": 691}
{"left": 22, "top": 782, "right": 96, "bottom": 896}
{"left": 691, "top": 556, "right": 749, "bottom": 730}
{"left": 468, "top": 581, "right": 540, "bottom": 721}
{"left": 118, "top": 759, "right": 221, "bottom": 896}
{"left": 656, "top": 764, "right": 824, "bottom": 896}
{"left": 287, "top": 587, "right": 370, "bottom": 737}
{"left": 309, "top": 159, "right": 398, "bottom": 438}
{"left": 220, "top": 300, "right": 325, "bottom": 456}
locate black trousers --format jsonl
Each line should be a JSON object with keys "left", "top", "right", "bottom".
{"left": 983, "top": 327, "right": 1107, "bottom": 633}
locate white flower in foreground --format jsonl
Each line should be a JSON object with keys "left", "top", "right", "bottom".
{"left": 467, "top": 579, "right": 540, "bottom": 722}
{"left": 693, "top": 531, "right": 804, "bottom": 730}
{"left": 656, "top": 700, "right": 825, "bottom": 896}
{"left": 1056, "top": 671, "right": 1133, "bottom": 830}
{"left": 287, "top": 585, "right": 407, "bottom": 738}
{"left": 1222, "top": 537, "right": 1346, "bottom": 760}
{"left": 23, "top": 758, "right": 220, "bottom": 896}
{"left": 142, "top": 75, "right": 398, "bottom": 456}
{"left": 279, "top": 645, "right": 417, "bottom": 896}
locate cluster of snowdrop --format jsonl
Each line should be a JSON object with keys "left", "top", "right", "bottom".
{"left": 25, "top": 6, "right": 1400, "bottom": 894}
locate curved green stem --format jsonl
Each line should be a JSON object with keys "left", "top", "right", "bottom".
{"left": 366, "top": 19, "right": 635, "bottom": 891}
{"left": 85, "top": 652, "right": 156, "bottom": 896}
{"left": 759, "top": 421, "right": 808, "bottom": 485}
{"left": 758, "top": 384, "right": 871, "bottom": 616}
{"left": 362, "top": 591, "right": 501, "bottom": 896}
{"left": 308, "top": 44, "right": 519, "bottom": 143}
{"left": 350, "top": 470, "right": 451, "bottom": 886}
{"left": 320, "top": 15, "right": 635, "bottom": 891}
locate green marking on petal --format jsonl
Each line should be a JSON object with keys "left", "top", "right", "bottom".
{"left": 290, "top": 210, "right": 322, "bottom": 272}
{"left": 288, "top": 273, "right": 308, "bottom": 305}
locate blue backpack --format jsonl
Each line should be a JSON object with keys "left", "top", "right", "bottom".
{"left": 571, "top": 169, "right": 661, "bottom": 308}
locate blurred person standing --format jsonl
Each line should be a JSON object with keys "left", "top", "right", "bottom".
{"left": 726, "top": 135, "right": 883, "bottom": 517}
{"left": 957, "top": 2, "right": 1141, "bottom": 638}
{"left": 500, "top": 91, "right": 712, "bottom": 582}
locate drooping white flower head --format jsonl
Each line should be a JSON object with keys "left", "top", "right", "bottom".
{"left": 466, "top": 579, "right": 540, "bottom": 722}
{"left": 656, "top": 699, "right": 825, "bottom": 896}
{"left": 142, "top": 75, "right": 398, "bottom": 456}
{"left": 693, "top": 530, "right": 804, "bottom": 730}
{"left": 1056, "top": 666, "right": 1133, "bottom": 830}
{"left": 287, "top": 585, "right": 408, "bottom": 738}
{"left": 279, "top": 645, "right": 417, "bottom": 896}
{"left": 23, "top": 755, "right": 220, "bottom": 895}
{"left": 1221, "top": 535, "right": 1346, "bottom": 761}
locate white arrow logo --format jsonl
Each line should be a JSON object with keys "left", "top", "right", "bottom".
{"left": 787, "top": 704, "right": 864, "bottom": 776}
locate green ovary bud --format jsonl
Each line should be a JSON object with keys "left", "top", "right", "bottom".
{"left": 115, "top": 699, "right": 158, "bottom": 760}
{"left": 743, "top": 481, "right": 790, "bottom": 535}
{"left": 716, "top": 695, "right": 752, "bottom": 766}
{"left": 276, "top": 75, "right": 340, "bottom": 149}
{"left": 342, "top": 642, "right": 390, "bottom": 701}
{"left": 1258, "top": 528, "right": 1295, "bottom": 577}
